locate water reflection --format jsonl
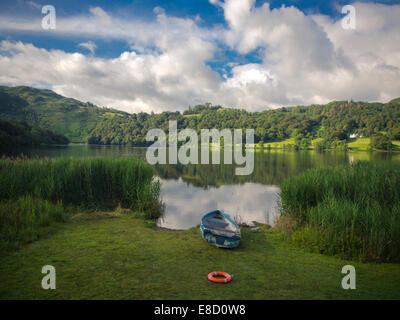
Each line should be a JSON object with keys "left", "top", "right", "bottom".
{"left": 5, "top": 145, "right": 400, "bottom": 229}
{"left": 157, "top": 179, "right": 280, "bottom": 229}
{"left": 154, "top": 150, "right": 400, "bottom": 229}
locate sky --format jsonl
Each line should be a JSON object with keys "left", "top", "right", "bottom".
{"left": 0, "top": 0, "right": 399, "bottom": 113}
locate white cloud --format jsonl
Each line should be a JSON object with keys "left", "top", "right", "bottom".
{"left": 26, "top": 1, "right": 41, "bottom": 9}
{"left": 0, "top": 2, "right": 399, "bottom": 112}
{"left": 78, "top": 41, "right": 97, "bottom": 54}
{"left": 212, "top": 0, "right": 400, "bottom": 106}
{"left": 89, "top": 6, "right": 111, "bottom": 23}
{"left": 0, "top": 6, "right": 219, "bottom": 46}
{"left": 0, "top": 39, "right": 220, "bottom": 113}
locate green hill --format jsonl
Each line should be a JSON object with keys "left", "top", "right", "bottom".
{"left": 87, "top": 99, "right": 400, "bottom": 146}
{"left": 0, "top": 86, "right": 127, "bottom": 143}
{"left": 0, "top": 85, "right": 399, "bottom": 146}
{"left": 389, "top": 97, "right": 400, "bottom": 104}
{"left": 0, "top": 118, "right": 69, "bottom": 153}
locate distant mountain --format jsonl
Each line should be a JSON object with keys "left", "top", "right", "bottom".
{"left": 0, "top": 86, "right": 127, "bottom": 143}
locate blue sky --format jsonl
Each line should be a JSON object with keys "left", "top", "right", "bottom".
{"left": 1, "top": 0, "right": 398, "bottom": 57}
{"left": 0, "top": 0, "right": 399, "bottom": 112}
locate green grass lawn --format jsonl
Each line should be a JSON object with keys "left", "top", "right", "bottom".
{"left": 393, "top": 140, "right": 400, "bottom": 148}
{"left": 347, "top": 138, "right": 371, "bottom": 151}
{"left": 183, "top": 114, "right": 200, "bottom": 118}
{"left": 249, "top": 138, "right": 295, "bottom": 149}
{"left": 251, "top": 138, "right": 326, "bottom": 149}
{"left": 347, "top": 138, "right": 400, "bottom": 151}
{"left": 269, "top": 138, "right": 295, "bottom": 148}
{"left": 251, "top": 138, "right": 324, "bottom": 149}
{"left": 1, "top": 213, "right": 399, "bottom": 300}
{"left": 250, "top": 138, "right": 400, "bottom": 151}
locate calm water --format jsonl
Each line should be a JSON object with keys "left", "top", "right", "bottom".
{"left": 8, "top": 145, "right": 400, "bottom": 229}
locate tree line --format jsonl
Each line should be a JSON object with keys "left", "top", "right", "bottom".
{"left": 0, "top": 118, "right": 69, "bottom": 153}
{"left": 87, "top": 99, "right": 400, "bottom": 149}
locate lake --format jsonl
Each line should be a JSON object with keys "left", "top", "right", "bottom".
{"left": 8, "top": 145, "right": 400, "bottom": 229}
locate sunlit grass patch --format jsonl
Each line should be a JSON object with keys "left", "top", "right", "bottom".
{"left": 347, "top": 138, "right": 371, "bottom": 150}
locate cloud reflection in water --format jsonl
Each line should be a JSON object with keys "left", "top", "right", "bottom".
{"left": 157, "top": 178, "right": 280, "bottom": 230}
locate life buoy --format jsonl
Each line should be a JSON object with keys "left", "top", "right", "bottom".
{"left": 207, "top": 271, "right": 232, "bottom": 283}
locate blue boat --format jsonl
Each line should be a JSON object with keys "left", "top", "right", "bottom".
{"left": 200, "top": 210, "right": 241, "bottom": 248}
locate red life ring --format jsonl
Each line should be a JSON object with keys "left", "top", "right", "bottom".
{"left": 207, "top": 271, "right": 232, "bottom": 283}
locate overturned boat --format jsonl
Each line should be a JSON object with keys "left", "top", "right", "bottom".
{"left": 200, "top": 210, "right": 241, "bottom": 248}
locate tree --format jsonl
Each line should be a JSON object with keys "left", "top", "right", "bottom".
{"left": 370, "top": 134, "right": 393, "bottom": 150}
{"left": 389, "top": 127, "right": 400, "bottom": 140}
{"left": 257, "top": 138, "right": 264, "bottom": 148}
{"left": 325, "top": 129, "right": 347, "bottom": 141}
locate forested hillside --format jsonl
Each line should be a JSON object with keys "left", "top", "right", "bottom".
{"left": 0, "top": 86, "right": 127, "bottom": 142}
{"left": 0, "top": 86, "right": 399, "bottom": 147}
{"left": 87, "top": 99, "right": 400, "bottom": 146}
{"left": 0, "top": 118, "right": 69, "bottom": 152}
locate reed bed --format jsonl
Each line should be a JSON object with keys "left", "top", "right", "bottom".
{"left": 0, "top": 157, "right": 163, "bottom": 250}
{"left": 0, "top": 157, "right": 160, "bottom": 211}
{"left": 0, "top": 196, "right": 70, "bottom": 251}
{"left": 279, "top": 161, "right": 400, "bottom": 262}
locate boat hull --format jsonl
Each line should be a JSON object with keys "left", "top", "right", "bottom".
{"left": 200, "top": 210, "right": 241, "bottom": 248}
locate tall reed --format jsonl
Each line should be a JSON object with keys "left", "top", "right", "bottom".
{"left": 279, "top": 161, "right": 400, "bottom": 261}
{"left": 0, "top": 196, "right": 70, "bottom": 251}
{"left": 0, "top": 157, "right": 160, "bottom": 213}
{"left": 0, "top": 157, "right": 163, "bottom": 251}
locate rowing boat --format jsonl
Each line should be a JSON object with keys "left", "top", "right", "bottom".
{"left": 200, "top": 210, "right": 241, "bottom": 248}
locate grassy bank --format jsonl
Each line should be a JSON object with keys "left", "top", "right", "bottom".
{"left": 0, "top": 213, "right": 399, "bottom": 299}
{"left": 249, "top": 137, "right": 400, "bottom": 151}
{"left": 0, "top": 157, "right": 162, "bottom": 251}
{"left": 279, "top": 162, "right": 400, "bottom": 262}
